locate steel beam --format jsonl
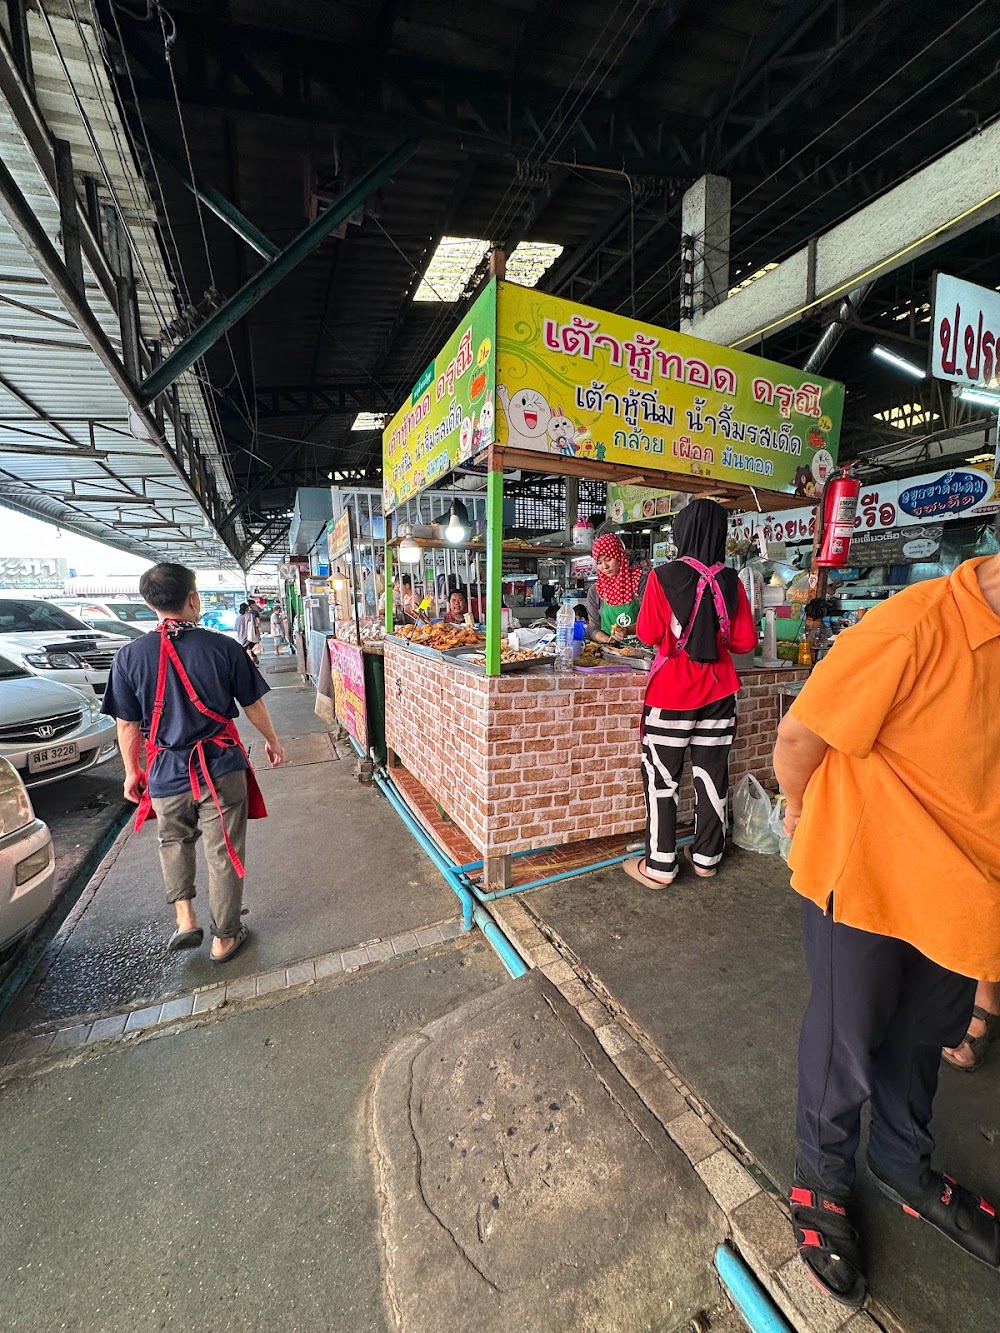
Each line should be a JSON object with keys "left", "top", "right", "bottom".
{"left": 0, "top": 29, "right": 117, "bottom": 310}
{"left": 139, "top": 140, "right": 420, "bottom": 405}
{"left": 690, "top": 118, "right": 1000, "bottom": 350}
{"left": 142, "top": 126, "right": 279, "bottom": 260}
{"left": 0, "top": 150, "right": 232, "bottom": 543}
{"left": 53, "top": 138, "right": 84, "bottom": 295}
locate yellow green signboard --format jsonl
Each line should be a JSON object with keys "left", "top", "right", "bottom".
{"left": 382, "top": 282, "right": 497, "bottom": 513}
{"left": 383, "top": 280, "right": 845, "bottom": 512}
{"left": 494, "top": 282, "right": 843, "bottom": 497}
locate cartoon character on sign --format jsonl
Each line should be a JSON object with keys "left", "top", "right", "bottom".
{"left": 476, "top": 396, "right": 495, "bottom": 449}
{"left": 459, "top": 415, "right": 476, "bottom": 458}
{"left": 793, "top": 465, "right": 820, "bottom": 499}
{"left": 497, "top": 385, "right": 552, "bottom": 449}
{"left": 547, "top": 406, "right": 590, "bottom": 457}
{"left": 811, "top": 448, "right": 835, "bottom": 487}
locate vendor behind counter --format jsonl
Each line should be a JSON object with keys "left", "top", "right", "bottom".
{"left": 587, "top": 532, "right": 643, "bottom": 643}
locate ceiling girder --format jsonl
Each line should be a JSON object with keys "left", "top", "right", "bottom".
{"left": 122, "top": 16, "right": 701, "bottom": 177}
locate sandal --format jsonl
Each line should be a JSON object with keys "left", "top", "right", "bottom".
{"left": 683, "top": 846, "right": 718, "bottom": 879}
{"left": 789, "top": 1183, "right": 867, "bottom": 1308}
{"left": 942, "top": 1005, "right": 1000, "bottom": 1072}
{"left": 210, "top": 924, "right": 250, "bottom": 964}
{"left": 623, "top": 856, "right": 677, "bottom": 889}
{"left": 167, "top": 926, "right": 203, "bottom": 952}
{"left": 869, "top": 1167, "right": 1000, "bottom": 1270}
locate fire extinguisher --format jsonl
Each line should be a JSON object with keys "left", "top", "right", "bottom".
{"left": 815, "top": 464, "right": 861, "bottom": 567}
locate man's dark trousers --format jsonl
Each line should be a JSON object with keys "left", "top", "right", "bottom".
{"left": 796, "top": 898, "right": 976, "bottom": 1197}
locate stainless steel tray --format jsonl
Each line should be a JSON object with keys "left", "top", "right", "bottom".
{"left": 442, "top": 647, "right": 557, "bottom": 675}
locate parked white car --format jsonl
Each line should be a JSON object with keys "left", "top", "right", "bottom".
{"left": 51, "top": 598, "right": 157, "bottom": 631}
{"left": 0, "top": 597, "right": 130, "bottom": 697}
{"left": 0, "top": 653, "right": 117, "bottom": 787}
{"left": 0, "top": 755, "right": 55, "bottom": 960}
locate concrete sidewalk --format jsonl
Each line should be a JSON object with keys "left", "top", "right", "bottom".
{"left": 0, "top": 656, "right": 746, "bottom": 1333}
{"left": 3, "top": 674, "right": 456, "bottom": 1032}
{"left": 525, "top": 850, "right": 1000, "bottom": 1333}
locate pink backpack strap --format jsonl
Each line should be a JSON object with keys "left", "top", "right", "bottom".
{"left": 672, "top": 558, "right": 731, "bottom": 655}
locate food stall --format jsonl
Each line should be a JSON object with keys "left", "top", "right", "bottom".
{"left": 380, "top": 278, "right": 843, "bottom": 889}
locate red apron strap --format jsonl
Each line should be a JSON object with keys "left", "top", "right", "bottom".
{"left": 134, "top": 625, "right": 266, "bottom": 865}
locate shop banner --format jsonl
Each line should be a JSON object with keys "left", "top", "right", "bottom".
{"left": 931, "top": 273, "right": 1000, "bottom": 388}
{"left": 328, "top": 640, "right": 368, "bottom": 753}
{"left": 732, "top": 465, "right": 999, "bottom": 546}
{"left": 847, "top": 525, "right": 944, "bottom": 565}
{"left": 606, "top": 483, "right": 688, "bottom": 524}
{"left": 383, "top": 282, "right": 497, "bottom": 513}
{"left": 327, "top": 510, "right": 352, "bottom": 562}
{"left": 495, "top": 281, "right": 844, "bottom": 496}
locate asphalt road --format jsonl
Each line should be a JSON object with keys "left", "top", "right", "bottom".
{"left": 0, "top": 751, "right": 130, "bottom": 995}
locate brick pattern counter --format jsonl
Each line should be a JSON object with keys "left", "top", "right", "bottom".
{"left": 383, "top": 641, "right": 806, "bottom": 857}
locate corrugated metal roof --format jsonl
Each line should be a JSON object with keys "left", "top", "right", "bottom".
{"left": 0, "top": 1, "right": 245, "bottom": 568}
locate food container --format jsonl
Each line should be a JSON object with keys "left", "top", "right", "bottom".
{"left": 442, "top": 647, "right": 557, "bottom": 675}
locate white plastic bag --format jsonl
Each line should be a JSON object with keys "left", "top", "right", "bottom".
{"left": 731, "top": 775, "right": 780, "bottom": 855}
{"left": 769, "top": 795, "right": 793, "bottom": 863}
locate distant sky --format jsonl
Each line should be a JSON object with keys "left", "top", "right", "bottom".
{"left": 0, "top": 508, "right": 150, "bottom": 576}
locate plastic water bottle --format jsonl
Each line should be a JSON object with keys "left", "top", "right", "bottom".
{"left": 556, "top": 596, "right": 575, "bottom": 669}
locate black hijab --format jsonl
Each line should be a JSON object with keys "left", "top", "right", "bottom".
{"left": 655, "top": 499, "right": 740, "bottom": 663}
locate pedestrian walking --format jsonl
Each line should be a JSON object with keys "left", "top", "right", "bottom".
{"left": 235, "top": 600, "right": 260, "bottom": 662}
{"left": 269, "top": 604, "right": 288, "bottom": 654}
{"left": 102, "top": 563, "right": 286, "bottom": 963}
{"left": 773, "top": 539, "right": 1000, "bottom": 1306}
{"left": 623, "top": 499, "right": 757, "bottom": 888}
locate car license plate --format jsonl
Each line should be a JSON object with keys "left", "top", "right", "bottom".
{"left": 28, "top": 742, "right": 78, "bottom": 773}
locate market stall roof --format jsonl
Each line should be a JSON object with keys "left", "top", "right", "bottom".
{"left": 98, "top": 0, "right": 1000, "bottom": 545}
{"left": 0, "top": 4, "right": 244, "bottom": 568}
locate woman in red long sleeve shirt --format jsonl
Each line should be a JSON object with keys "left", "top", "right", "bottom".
{"left": 624, "top": 499, "right": 758, "bottom": 889}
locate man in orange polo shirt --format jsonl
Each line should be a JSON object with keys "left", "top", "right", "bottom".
{"left": 773, "top": 541, "right": 1000, "bottom": 1307}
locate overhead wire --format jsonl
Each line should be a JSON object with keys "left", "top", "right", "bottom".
{"left": 395, "top": 0, "right": 649, "bottom": 394}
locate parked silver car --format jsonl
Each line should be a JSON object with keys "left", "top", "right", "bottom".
{"left": 0, "top": 653, "right": 118, "bottom": 788}
{"left": 0, "top": 755, "right": 55, "bottom": 958}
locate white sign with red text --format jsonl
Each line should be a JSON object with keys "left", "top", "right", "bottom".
{"left": 931, "top": 273, "right": 1000, "bottom": 388}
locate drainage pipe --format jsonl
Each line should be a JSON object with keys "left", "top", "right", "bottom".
{"left": 471, "top": 904, "right": 528, "bottom": 979}
{"left": 372, "top": 770, "right": 476, "bottom": 931}
{"left": 714, "top": 1244, "right": 794, "bottom": 1333}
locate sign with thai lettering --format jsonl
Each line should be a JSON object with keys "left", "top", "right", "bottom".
{"left": 328, "top": 639, "right": 368, "bottom": 753}
{"left": 732, "top": 466, "right": 999, "bottom": 546}
{"left": 495, "top": 281, "right": 844, "bottom": 495}
{"left": 931, "top": 273, "right": 1000, "bottom": 387}
{"left": 383, "top": 282, "right": 497, "bottom": 513}
{"left": 327, "top": 511, "right": 352, "bottom": 562}
{"left": 847, "top": 525, "right": 944, "bottom": 565}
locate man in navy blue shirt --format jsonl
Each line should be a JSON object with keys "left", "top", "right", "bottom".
{"left": 102, "top": 563, "right": 285, "bottom": 962}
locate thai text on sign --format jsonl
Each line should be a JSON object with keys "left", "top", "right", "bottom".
{"left": 932, "top": 273, "right": 1000, "bottom": 388}
{"left": 328, "top": 640, "right": 368, "bottom": 754}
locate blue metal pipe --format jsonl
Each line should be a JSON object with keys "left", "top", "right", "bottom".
{"left": 472, "top": 834, "right": 695, "bottom": 901}
{"left": 714, "top": 1244, "right": 794, "bottom": 1333}
{"left": 472, "top": 905, "right": 527, "bottom": 979}
{"left": 372, "top": 770, "right": 475, "bottom": 931}
{"left": 455, "top": 846, "right": 556, "bottom": 874}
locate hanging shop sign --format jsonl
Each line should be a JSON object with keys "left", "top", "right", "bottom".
{"left": 495, "top": 281, "right": 844, "bottom": 495}
{"left": 731, "top": 466, "right": 999, "bottom": 546}
{"left": 606, "top": 484, "right": 690, "bottom": 524}
{"left": 931, "top": 273, "right": 1000, "bottom": 388}
{"left": 846, "top": 525, "right": 944, "bottom": 565}
{"left": 327, "top": 511, "right": 352, "bottom": 562}
{"left": 328, "top": 640, "right": 368, "bottom": 753}
{"left": 383, "top": 283, "right": 497, "bottom": 513}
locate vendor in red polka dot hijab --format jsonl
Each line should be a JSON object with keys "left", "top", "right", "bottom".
{"left": 586, "top": 532, "right": 643, "bottom": 643}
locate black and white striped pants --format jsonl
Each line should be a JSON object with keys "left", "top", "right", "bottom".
{"left": 640, "top": 696, "right": 738, "bottom": 876}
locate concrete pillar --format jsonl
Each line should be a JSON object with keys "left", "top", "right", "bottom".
{"left": 680, "top": 174, "right": 730, "bottom": 332}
